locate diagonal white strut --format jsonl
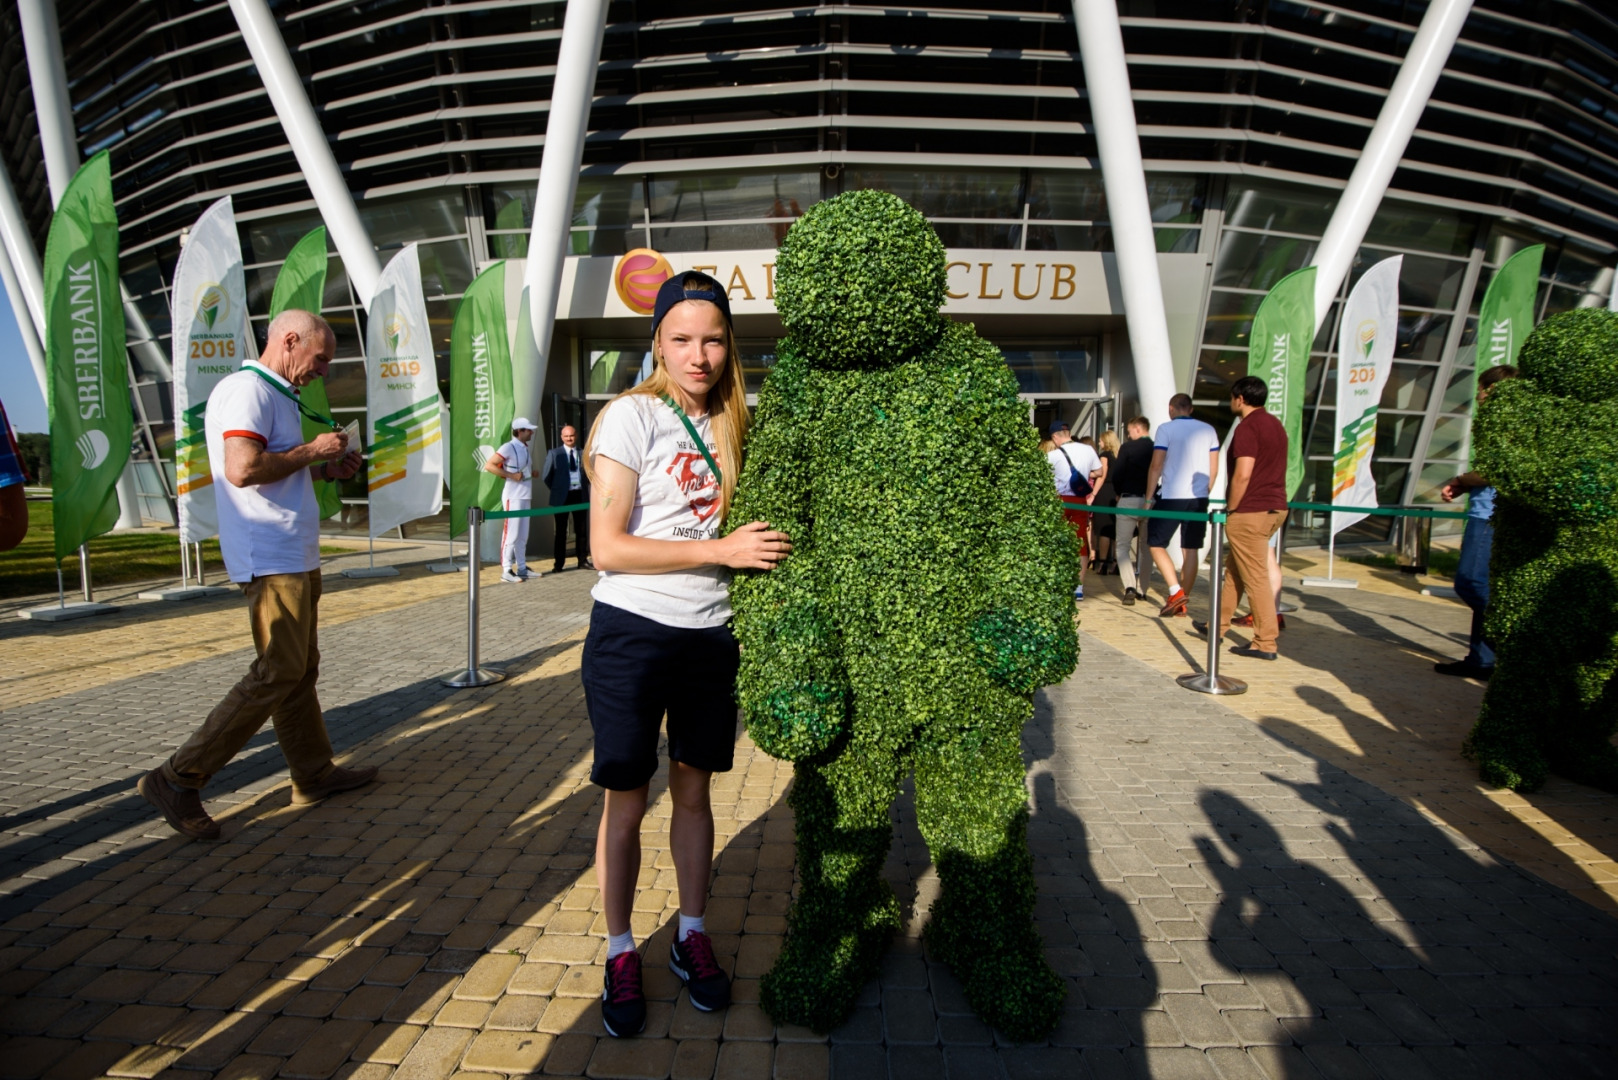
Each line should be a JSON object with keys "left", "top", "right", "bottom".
{"left": 514, "top": 0, "right": 610, "bottom": 422}
{"left": 226, "top": 0, "right": 383, "bottom": 304}
{"left": 1071, "top": 0, "right": 1179, "bottom": 426}
{"left": 1310, "top": 0, "right": 1474, "bottom": 333}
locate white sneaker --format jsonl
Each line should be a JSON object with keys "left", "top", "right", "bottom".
{"left": 501, "top": 569, "right": 524, "bottom": 583}
{"left": 517, "top": 567, "right": 532, "bottom": 580}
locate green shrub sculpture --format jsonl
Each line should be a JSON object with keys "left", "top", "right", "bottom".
{"left": 728, "top": 190, "right": 1080, "bottom": 1039}
{"left": 1463, "top": 308, "right": 1618, "bottom": 793}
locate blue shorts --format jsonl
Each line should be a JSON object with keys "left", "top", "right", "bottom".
{"left": 1147, "top": 497, "right": 1209, "bottom": 550}
{"left": 581, "top": 601, "right": 740, "bottom": 791}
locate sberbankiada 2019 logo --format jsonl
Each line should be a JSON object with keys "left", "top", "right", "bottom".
{"left": 385, "top": 313, "right": 411, "bottom": 355}
{"left": 1357, "top": 319, "right": 1377, "bottom": 360}
{"left": 197, "top": 283, "right": 227, "bottom": 330}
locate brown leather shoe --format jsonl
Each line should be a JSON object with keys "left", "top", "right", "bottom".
{"left": 138, "top": 768, "right": 221, "bottom": 840}
{"left": 291, "top": 763, "right": 378, "bottom": 805}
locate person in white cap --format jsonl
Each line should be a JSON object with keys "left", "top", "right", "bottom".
{"left": 485, "top": 418, "right": 537, "bottom": 582}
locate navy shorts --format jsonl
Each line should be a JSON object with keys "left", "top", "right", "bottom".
{"left": 1147, "top": 497, "right": 1209, "bottom": 550}
{"left": 581, "top": 601, "right": 740, "bottom": 791}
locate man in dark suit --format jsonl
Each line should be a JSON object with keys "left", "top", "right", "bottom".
{"left": 541, "top": 423, "right": 591, "bottom": 572}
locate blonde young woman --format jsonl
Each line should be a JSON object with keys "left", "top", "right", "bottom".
{"left": 581, "top": 272, "right": 791, "bottom": 1038}
{"left": 1093, "top": 429, "right": 1121, "bottom": 574}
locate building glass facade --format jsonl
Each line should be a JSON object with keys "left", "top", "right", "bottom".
{"left": 4, "top": 0, "right": 1616, "bottom": 542}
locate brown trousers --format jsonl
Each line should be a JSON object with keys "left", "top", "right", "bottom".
{"left": 1219, "top": 510, "right": 1286, "bottom": 653}
{"left": 164, "top": 570, "right": 333, "bottom": 790}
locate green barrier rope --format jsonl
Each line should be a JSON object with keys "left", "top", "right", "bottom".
{"left": 1286, "top": 501, "right": 1466, "bottom": 520}
{"left": 485, "top": 503, "right": 591, "bottom": 520}
{"left": 1074, "top": 502, "right": 1225, "bottom": 523}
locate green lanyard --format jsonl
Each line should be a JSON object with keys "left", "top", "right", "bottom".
{"left": 659, "top": 394, "right": 723, "bottom": 487}
{"left": 246, "top": 363, "right": 339, "bottom": 430}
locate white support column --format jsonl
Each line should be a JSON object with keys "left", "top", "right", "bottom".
{"left": 1071, "top": 0, "right": 1178, "bottom": 427}
{"left": 514, "top": 0, "right": 609, "bottom": 419}
{"left": 0, "top": 162, "right": 46, "bottom": 347}
{"left": 17, "top": 0, "right": 77, "bottom": 204}
{"left": 20, "top": 0, "right": 145, "bottom": 528}
{"left": 226, "top": 0, "right": 382, "bottom": 303}
{"left": 0, "top": 237, "right": 47, "bottom": 400}
{"left": 1311, "top": 0, "right": 1474, "bottom": 333}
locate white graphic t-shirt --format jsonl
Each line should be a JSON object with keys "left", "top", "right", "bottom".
{"left": 589, "top": 394, "right": 730, "bottom": 628}
{"left": 495, "top": 437, "right": 531, "bottom": 501}
{"left": 205, "top": 365, "right": 322, "bottom": 583}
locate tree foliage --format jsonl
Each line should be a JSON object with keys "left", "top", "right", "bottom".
{"left": 1464, "top": 308, "right": 1618, "bottom": 792}
{"left": 729, "top": 190, "right": 1080, "bottom": 1039}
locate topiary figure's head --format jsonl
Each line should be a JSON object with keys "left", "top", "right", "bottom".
{"left": 773, "top": 189, "right": 947, "bottom": 369}
{"left": 1514, "top": 307, "right": 1618, "bottom": 401}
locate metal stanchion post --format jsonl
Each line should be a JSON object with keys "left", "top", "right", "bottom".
{"left": 440, "top": 506, "right": 505, "bottom": 688}
{"left": 79, "top": 543, "right": 92, "bottom": 602}
{"left": 1178, "top": 514, "right": 1248, "bottom": 696}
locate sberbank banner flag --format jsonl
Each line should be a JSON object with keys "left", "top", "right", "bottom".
{"left": 271, "top": 227, "right": 342, "bottom": 519}
{"left": 1246, "top": 266, "right": 1315, "bottom": 500}
{"left": 449, "top": 261, "right": 516, "bottom": 537}
{"left": 1330, "top": 256, "right": 1402, "bottom": 535}
{"left": 365, "top": 244, "right": 444, "bottom": 537}
{"left": 1476, "top": 245, "right": 1543, "bottom": 376}
{"left": 173, "top": 196, "right": 257, "bottom": 543}
{"left": 44, "top": 151, "right": 130, "bottom": 563}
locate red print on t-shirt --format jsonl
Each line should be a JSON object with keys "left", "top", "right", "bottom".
{"left": 666, "top": 451, "right": 719, "bottom": 523}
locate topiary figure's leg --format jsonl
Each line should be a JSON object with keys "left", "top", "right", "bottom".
{"left": 761, "top": 745, "right": 904, "bottom": 1033}
{"left": 914, "top": 722, "right": 1065, "bottom": 1042}
{"left": 1465, "top": 661, "right": 1550, "bottom": 792}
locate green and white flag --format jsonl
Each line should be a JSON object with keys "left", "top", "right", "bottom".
{"left": 173, "top": 196, "right": 256, "bottom": 543}
{"left": 1247, "top": 266, "right": 1315, "bottom": 500}
{"left": 365, "top": 244, "right": 444, "bottom": 537}
{"left": 1330, "top": 256, "right": 1401, "bottom": 535}
{"left": 449, "top": 262, "right": 516, "bottom": 537}
{"left": 270, "top": 227, "right": 342, "bottom": 519}
{"left": 44, "top": 151, "right": 130, "bottom": 563}
{"left": 1476, "top": 244, "right": 1543, "bottom": 375}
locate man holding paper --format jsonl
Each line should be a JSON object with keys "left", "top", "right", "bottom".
{"left": 138, "top": 310, "right": 373, "bottom": 840}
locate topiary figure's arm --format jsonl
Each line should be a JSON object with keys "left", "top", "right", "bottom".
{"left": 1475, "top": 385, "right": 1618, "bottom": 528}
{"left": 730, "top": 348, "right": 850, "bottom": 761}
{"left": 944, "top": 333, "right": 1081, "bottom": 693}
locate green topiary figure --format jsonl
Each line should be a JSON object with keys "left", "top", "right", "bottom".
{"left": 1463, "top": 308, "right": 1618, "bottom": 793}
{"left": 729, "top": 190, "right": 1080, "bottom": 1039}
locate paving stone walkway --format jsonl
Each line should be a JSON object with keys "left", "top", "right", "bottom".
{"left": 0, "top": 558, "right": 1615, "bottom": 1080}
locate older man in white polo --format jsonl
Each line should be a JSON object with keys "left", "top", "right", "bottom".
{"left": 138, "top": 310, "right": 375, "bottom": 839}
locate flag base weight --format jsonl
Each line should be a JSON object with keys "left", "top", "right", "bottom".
{"left": 19, "top": 602, "right": 120, "bottom": 622}
{"left": 428, "top": 563, "right": 465, "bottom": 573}
{"left": 341, "top": 567, "right": 400, "bottom": 579}
{"left": 137, "top": 586, "right": 233, "bottom": 602}
{"left": 1178, "top": 672, "right": 1248, "bottom": 695}
{"left": 440, "top": 666, "right": 506, "bottom": 688}
{"left": 1301, "top": 577, "right": 1359, "bottom": 589}
{"left": 1421, "top": 585, "right": 1459, "bottom": 599}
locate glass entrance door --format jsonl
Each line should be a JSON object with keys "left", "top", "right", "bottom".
{"left": 1026, "top": 393, "right": 1119, "bottom": 444}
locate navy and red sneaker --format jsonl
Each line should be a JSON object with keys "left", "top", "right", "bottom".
{"left": 669, "top": 930, "right": 730, "bottom": 1012}
{"left": 601, "top": 951, "right": 646, "bottom": 1037}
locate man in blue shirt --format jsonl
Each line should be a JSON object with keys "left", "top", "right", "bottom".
{"left": 1435, "top": 364, "right": 1518, "bottom": 680}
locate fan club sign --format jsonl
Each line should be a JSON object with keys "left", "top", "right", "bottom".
{"left": 606, "top": 247, "right": 1118, "bottom": 317}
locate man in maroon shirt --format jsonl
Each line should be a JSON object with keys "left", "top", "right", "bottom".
{"left": 1213, "top": 375, "right": 1289, "bottom": 659}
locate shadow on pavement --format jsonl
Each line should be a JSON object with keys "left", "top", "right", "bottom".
{"left": 0, "top": 637, "right": 580, "bottom": 920}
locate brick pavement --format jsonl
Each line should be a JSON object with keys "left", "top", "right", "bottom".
{"left": 0, "top": 559, "right": 1615, "bottom": 1079}
{"left": 1078, "top": 562, "right": 1618, "bottom": 915}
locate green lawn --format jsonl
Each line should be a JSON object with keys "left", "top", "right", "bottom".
{"left": 0, "top": 498, "right": 342, "bottom": 601}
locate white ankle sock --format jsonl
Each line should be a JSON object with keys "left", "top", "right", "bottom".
{"left": 606, "top": 931, "right": 635, "bottom": 959}
{"left": 678, "top": 912, "right": 705, "bottom": 941}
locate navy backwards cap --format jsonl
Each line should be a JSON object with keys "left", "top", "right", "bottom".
{"left": 651, "top": 272, "right": 732, "bottom": 334}
{"left": 1048, "top": 419, "right": 1070, "bottom": 435}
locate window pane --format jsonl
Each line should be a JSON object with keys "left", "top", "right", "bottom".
{"left": 1202, "top": 290, "right": 1261, "bottom": 349}
{"left": 1362, "top": 202, "right": 1475, "bottom": 257}
{"left": 1211, "top": 232, "right": 1314, "bottom": 291}
{"left": 648, "top": 171, "right": 819, "bottom": 224}
{"left": 1223, "top": 180, "right": 1336, "bottom": 236}
{"left": 586, "top": 346, "right": 652, "bottom": 396}
{"left": 1385, "top": 362, "right": 1436, "bottom": 411}
{"left": 1394, "top": 311, "right": 1450, "bottom": 363}
{"left": 1027, "top": 171, "right": 1106, "bottom": 221}
{"left": 1025, "top": 224, "right": 1108, "bottom": 251}
{"left": 1427, "top": 414, "right": 1468, "bottom": 460}
{"left": 1373, "top": 412, "right": 1422, "bottom": 459}
{"left": 1000, "top": 345, "right": 1098, "bottom": 394}
{"left": 840, "top": 167, "right": 1022, "bottom": 221}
